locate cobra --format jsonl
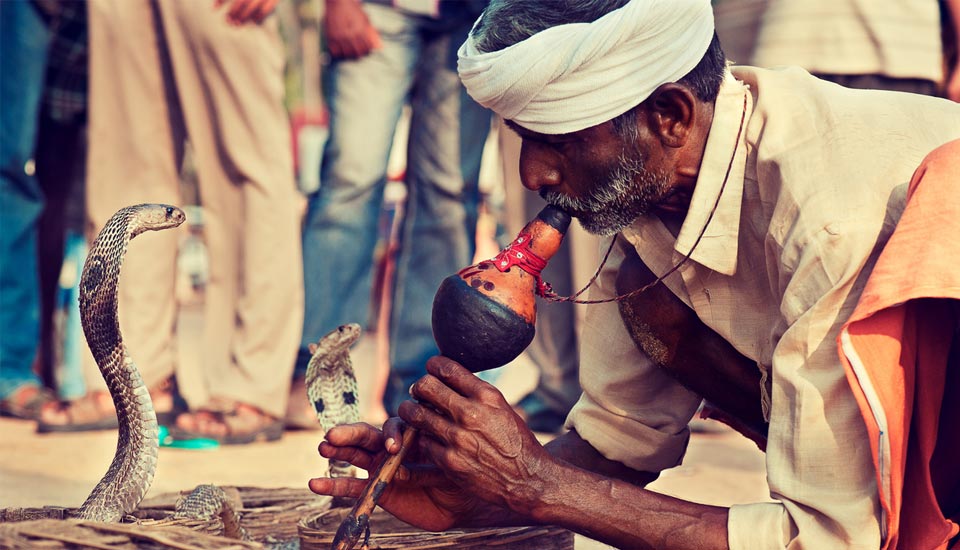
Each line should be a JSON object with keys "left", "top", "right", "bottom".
{"left": 75, "top": 204, "right": 185, "bottom": 522}
{"left": 304, "top": 323, "right": 363, "bottom": 480}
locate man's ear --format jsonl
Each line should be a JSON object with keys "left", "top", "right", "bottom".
{"left": 643, "top": 83, "right": 697, "bottom": 148}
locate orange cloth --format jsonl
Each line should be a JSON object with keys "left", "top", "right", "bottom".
{"left": 838, "top": 139, "right": 960, "bottom": 550}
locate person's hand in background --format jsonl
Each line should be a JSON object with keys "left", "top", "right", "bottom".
{"left": 215, "top": 0, "right": 279, "bottom": 25}
{"left": 324, "top": 0, "right": 382, "bottom": 59}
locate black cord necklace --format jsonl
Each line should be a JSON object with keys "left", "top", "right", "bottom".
{"left": 542, "top": 91, "right": 749, "bottom": 305}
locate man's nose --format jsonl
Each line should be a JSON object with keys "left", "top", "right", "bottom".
{"left": 518, "top": 144, "right": 562, "bottom": 192}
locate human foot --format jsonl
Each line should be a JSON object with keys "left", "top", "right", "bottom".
{"left": 172, "top": 400, "right": 283, "bottom": 444}
{"left": 0, "top": 384, "right": 56, "bottom": 421}
{"left": 36, "top": 391, "right": 118, "bottom": 433}
{"left": 36, "top": 378, "right": 182, "bottom": 433}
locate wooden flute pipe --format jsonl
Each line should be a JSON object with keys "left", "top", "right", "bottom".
{"left": 330, "top": 205, "right": 571, "bottom": 550}
{"left": 331, "top": 427, "right": 418, "bottom": 550}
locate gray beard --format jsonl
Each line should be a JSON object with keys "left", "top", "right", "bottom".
{"left": 540, "top": 150, "right": 672, "bottom": 236}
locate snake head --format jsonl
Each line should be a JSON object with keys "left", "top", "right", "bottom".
{"left": 130, "top": 204, "right": 187, "bottom": 235}
{"left": 311, "top": 323, "right": 362, "bottom": 357}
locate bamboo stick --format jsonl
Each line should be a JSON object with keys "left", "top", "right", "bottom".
{"left": 330, "top": 427, "right": 418, "bottom": 550}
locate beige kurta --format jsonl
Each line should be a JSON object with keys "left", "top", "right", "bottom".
{"left": 566, "top": 66, "right": 960, "bottom": 549}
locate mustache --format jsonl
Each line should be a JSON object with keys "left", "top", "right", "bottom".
{"left": 534, "top": 148, "right": 673, "bottom": 236}
{"left": 538, "top": 187, "right": 581, "bottom": 211}
{"left": 537, "top": 150, "right": 644, "bottom": 212}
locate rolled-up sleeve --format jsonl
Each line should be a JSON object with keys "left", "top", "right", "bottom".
{"left": 566, "top": 238, "right": 703, "bottom": 474}
{"left": 728, "top": 503, "right": 791, "bottom": 549}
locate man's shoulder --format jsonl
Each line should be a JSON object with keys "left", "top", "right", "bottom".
{"left": 730, "top": 65, "right": 959, "bottom": 250}
{"left": 735, "top": 65, "right": 960, "bottom": 177}
{"left": 734, "top": 64, "right": 960, "bottom": 119}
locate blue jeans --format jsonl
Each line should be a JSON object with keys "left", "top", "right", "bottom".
{"left": 0, "top": 1, "right": 50, "bottom": 399}
{"left": 300, "top": 4, "right": 490, "bottom": 413}
{"left": 56, "top": 232, "right": 88, "bottom": 399}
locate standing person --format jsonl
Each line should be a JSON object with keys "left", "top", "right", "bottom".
{"left": 294, "top": 0, "right": 490, "bottom": 417}
{"left": 749, "top": 0, "right": 959, "bottom": 97}
{"left": 309, "top": 0, "right": 960, "bottom": 548}
{"left": 34, "top": 0, "right": 90, "bottom": 403}
{"left": 39, "top": 0, "right": 304, "bottom": 445}
{"left": 0, "top": 0, "right": 57, "bottom": 421}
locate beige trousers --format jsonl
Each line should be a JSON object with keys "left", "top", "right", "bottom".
{"left": 84, "top": 0, "right": 303, "bottom": 418}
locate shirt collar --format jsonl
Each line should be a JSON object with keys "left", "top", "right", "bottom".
{"left": 670, "top": 70, "right": 751, "bottom": 276}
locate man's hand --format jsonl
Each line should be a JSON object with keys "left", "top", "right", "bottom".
{"left": 399, "top": 356, "right": 559, "bottom": 516}
{"left": 324, "top": 0, "right": 382, "bottom": 59}
{"left": 311, "top": 358, "right": 731, "bottom": 548}
{"left": 308, "top": 420, "right": 484, "bottom": 532}
{"left": 215, "top": 0, "right": 278, "bottom": 25}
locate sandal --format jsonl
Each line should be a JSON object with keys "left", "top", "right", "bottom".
{"left": 36, "top": 392, "right": 119, "bottom": 433}
{"left": 171, "top": 400, "right": 284, "bottom": 445}
{"left": 35, "top": 376, "right": 185, "bottom": 434}
{"left": 0, "top": 384, "right": 56, "bottom": 421}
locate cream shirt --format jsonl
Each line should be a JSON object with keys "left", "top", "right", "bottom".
{"left": 566, "top": 66, "right": 960, "bottom": 549}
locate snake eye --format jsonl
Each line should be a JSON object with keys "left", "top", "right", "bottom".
{"left": 166, "top": 206, "right": 175, "bottom": 217}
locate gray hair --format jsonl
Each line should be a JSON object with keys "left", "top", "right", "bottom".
{"left": 472, "top": 0, "right": 632, "bottom": 54}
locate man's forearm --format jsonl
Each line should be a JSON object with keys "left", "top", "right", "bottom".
{"left": 534, "top": 430, "right": 729, "bottom": 549}
{"left": 545, "top": 429, "right": 661, "bottom": 487}
{"left": 459, "top": 430, "right": 728, "bottom": 549}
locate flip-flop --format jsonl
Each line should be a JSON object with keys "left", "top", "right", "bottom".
{"left": 158, "top": 425, "right": 219, "bottom": 450}
{"left": 169, "top": 406, "right": 284, "bottom": 445}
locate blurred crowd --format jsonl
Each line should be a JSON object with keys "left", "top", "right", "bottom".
{"left": 1, "top": 0, "right": 958, "bottom": 445}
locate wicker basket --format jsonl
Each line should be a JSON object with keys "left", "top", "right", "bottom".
{"left": 298, "top": 507, "right": 574, "bottom": 550}
{"left": 1, "top": 486, "right": 330, "bottom": 548}
{"left": 0, "top": 507, "right": 73, "bottom": 523}
{"left": 136, "top": 485, "right": 330, "bottom": 545}
{"left": 0, "top": 518, "right": 263, "bottom": 550}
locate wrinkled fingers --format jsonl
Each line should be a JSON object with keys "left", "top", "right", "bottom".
{"left": 318, "top": 441, "right": 379, "bottom": 471}
{"left": 324, "top": 422, "right": 386, "bottom": 450}
{"left": 382, "top": 417, "right": 407, "bottom": 454}
{"left": 308, "top": 476, "right": 368, "bottom": 498}
{"left": 398, "top": 400, "right": 462, "bottom": 448}
{"left": 425, "top": 356, "right": 506, "bottom": 408}
{"left": 409, "top": 374, "right": 470, "bottom": 420}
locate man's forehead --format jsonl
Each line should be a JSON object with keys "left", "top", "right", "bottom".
{"left": 503, "top": 119, "right": 613, "bottom": 141}
{"left": 504, "top": 119, "right": 585, "bottom": 140}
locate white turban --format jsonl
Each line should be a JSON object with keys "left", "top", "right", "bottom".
{"left": 457, "top": 0, "right": 715, "bottom": 135}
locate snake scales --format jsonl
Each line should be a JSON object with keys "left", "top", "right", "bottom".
{"left": 72, "top": 203, "right": 243, "bottom": 538}
{"left": 75, "top": 204, "right": 185, "bottom": 522}
{"left": 58, "top": 202, "right": 360, "bottom": 540}
{"left": 304, "top": 323, "right": 362, "bottom": 480}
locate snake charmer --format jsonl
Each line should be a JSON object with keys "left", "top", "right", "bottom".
{"left": 309, "top": 1, "right": 960, "bottom": 549}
